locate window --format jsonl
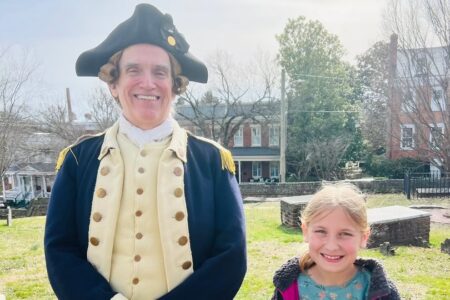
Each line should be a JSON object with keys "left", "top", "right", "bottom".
{"left": 233, "top": 127, "right": 243, "bottom": 147}
{"left": 252, "top": 162, "right": 262, "bottom": 178}
{"left": 415, "top": 54, "right": 428, "bottom": 76}
{"left": 269, "top": 125, "right": 280, "bottom": 146}
{"left": 251, "top": 125, "right": 261, "bottom": 146}
{"left": 429, "top": 123, "right": 444, "bottom": 149}
{"left": 401, "top": 89, "right": 415, "bottom": 112}
{"left": 431, "top": 87, "right": 446, "bottom": 112}
{"left": 269, "top": 162, "right": 279, "bottom": 178}
{"left": 400, "top": 124, "right": 415, "bottom": 150}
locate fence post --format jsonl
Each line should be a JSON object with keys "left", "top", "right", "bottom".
{"left": 7, "top": 206, "right": 12, "bottom": 226}
{"left": 404, "top": 172, "right": 411, "bottom": 200}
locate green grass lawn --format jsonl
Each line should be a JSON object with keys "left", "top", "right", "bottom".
{"left": 1, "top": 194, "right": 449, "bottom": 299}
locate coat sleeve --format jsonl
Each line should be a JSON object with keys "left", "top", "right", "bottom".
{"left": 158, "top": 151, "right": 247, "bottom": 300}
{"left": 44, "top": 150, "right": 118, "bottom": 300}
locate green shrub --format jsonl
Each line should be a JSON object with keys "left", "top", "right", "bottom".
{"left": 364, "top": 155, "right": 429, "bottom": 179}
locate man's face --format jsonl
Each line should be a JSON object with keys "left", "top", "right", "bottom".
{"left": 109, "top": 43, "right": 174, "bottom": 130}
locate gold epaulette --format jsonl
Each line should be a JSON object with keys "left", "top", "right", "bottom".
{"left": 55, "top": 132, "right": 104, "bottom": 172}
{"left": 55, "top": 146, "right": 76, "bottom": 171}
{"left": 189, "top": 134, "right": 236, "bottom": 175}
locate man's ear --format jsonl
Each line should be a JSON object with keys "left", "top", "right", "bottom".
{"left": 301, "top": 223, "right": 309, "bottom": 242}
{"left": 108, "top": 83, "right": 118, "bottom": 98}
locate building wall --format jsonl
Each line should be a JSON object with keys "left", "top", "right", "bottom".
{"left": 387, "top": 35, "right": 448, "bottom": 164}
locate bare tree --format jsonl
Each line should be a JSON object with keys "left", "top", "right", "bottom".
{"left": 86, "top": 87, "right": 119, "bottom": 131}
{"left": 385, "top": 0, "right": 450, "bottom": 171}
{"left": 37, "top": 103, "right": 86, "bottom": 145}
{"left": 302, "top": 137, "right": 349, "bottom": 181}
{"left": 0, "top": 47, "right": 37, "bottom": 176}
{"left": 175, "top": 50, "right": 279, "bottom": 146}
{"left": 38, "top": 86, "right": 119, "bottom": 148}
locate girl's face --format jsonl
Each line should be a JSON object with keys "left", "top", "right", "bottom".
{"left": 302, "top": 207, "right": 369, "bottom": 284}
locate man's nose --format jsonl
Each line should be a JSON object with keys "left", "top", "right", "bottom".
{"left": 140, "top": 72, "right": 156, "bottom": 88}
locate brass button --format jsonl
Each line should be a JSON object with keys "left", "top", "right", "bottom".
{"left": 136, "top": 232, "right": 143, "bottom": 239}
{"left": 178, "top": 236, "right": 188, "bottom": 246}
{"left": 100, "top": 166, "right": 110, "bottom": 176}
{"left": 173, "top": 167, "right": 183, "bottom": 176}
{"left": 96, "top": 188, "right": 106, "bottom": 198}
{"left": 132, "top": 278, "right": 139, "bottom": 285}
{"left": 135, "top": 210, "right": 142, "bottom": 217}
{"left": 140, "top": 150, "right": 147, "bottom": 157}
{"left": 175, "top": 211, "right": 185, "bottom": 221}
{"left": 182, "top": 261, "right": 192, "bottom": 270}
{"left": 138, "top": 167, "right": 145, "bottom": 174}
{"left": 134, "top": 255, "right": 141, "bottom": 262}
{"left": 136, "top": 188, "right": 144, "bottom": 195}
{"left": 174, "top": 188, "right": 183, "bottom": 198}
{"left": 92, "top": 212, "right": 102, "bottom": 222}
{"left": 90, "top": 237, "right": 99, "bottom": 246}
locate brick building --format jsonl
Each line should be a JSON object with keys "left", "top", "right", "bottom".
{"left": 175, "top": 103, "right": 280, "bottom": 183}
{"left": 386, "top": 34, "right": 449, "bottom": 174}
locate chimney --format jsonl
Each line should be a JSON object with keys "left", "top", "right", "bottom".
{"left": 386, "top": 33, "right": 398, "bottom": 160}
{"left": 66, "top": 88, "right": 76, "bottom": 122}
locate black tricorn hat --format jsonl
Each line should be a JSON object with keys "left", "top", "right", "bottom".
{"left": 75, "top": 3, "right": 208, "bottom": 83}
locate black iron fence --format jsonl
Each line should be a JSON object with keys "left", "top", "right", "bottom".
{"left": 404, "top": 172, "right": 450, "bottom": 199}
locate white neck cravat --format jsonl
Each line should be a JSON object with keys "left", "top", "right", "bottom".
{"left": 118, "top": 114, "right": 174, "bottom": 147}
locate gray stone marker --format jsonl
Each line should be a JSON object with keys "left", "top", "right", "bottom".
{"left": 367, "top": 205, "right": 431, "bottom": 224}
{"left": 281, "top": 199, "right": 432, "bottom": 249}
{"left": 367, "top": 206, "right": 431, "bottom": 248}
{"left": 280, "top": 195, "right": 312, "bottom": 228}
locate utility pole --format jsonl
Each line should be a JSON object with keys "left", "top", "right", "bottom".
{"left": 280, "top": 69, "right": 287, "bottom": 183}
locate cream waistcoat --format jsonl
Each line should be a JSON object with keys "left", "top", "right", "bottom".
{"left": 87, "top": 121, "right": 193, "bottom": 300}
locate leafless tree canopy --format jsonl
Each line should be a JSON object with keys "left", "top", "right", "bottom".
{"left": 38, "top": 86, "right": 119, "bottom": 150}
{"left": 37, "top": 103, "right": 86, "bottom": 145}
{"left": 87, "top": 87, "right": 119, "bottom": 131}
{"left": 0, "top": 47, "right": 37, "bottom": 176}
{"left": 386, "top": 0, "right": 450, "bottom": 171}
{"left": 304, "top": 137, "right": 349, "bottom": 181}
{"left": 175, "top": 50, "right": 280, "bottom": 146}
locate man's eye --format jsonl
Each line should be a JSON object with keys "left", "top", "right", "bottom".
{"left": 155, "top": 70, "right": 167, "bottom": 77}
{"left": 127, "top": 68, "right": 139, "bottom": 74}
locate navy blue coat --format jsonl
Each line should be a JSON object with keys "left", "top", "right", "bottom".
{"left": 44, "top": 134, "right": 247, "bottom": 300}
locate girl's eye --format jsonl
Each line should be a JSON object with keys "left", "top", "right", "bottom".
{"left": 314, "top": 230, "right": 326, "bottom": 235}
{"left": 340, "top": 232, "right": 353, "bottom": 237}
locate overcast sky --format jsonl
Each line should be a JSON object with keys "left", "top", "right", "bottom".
{"left": 0, "top": 0, "right": 389, "bottom": 115}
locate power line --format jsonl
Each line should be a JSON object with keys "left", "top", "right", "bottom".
{"left": 292, "top": 73, "right": 348, "bottom": 80}
{"left": 288, "top": 110, "right": 360, "bottom": 113}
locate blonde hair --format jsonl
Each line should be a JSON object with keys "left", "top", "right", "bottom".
{"left": 98, "top": 48, "right": 189, "bottom": 95}
{"left": 299, "top": 183, "right": 369, "bottom": 272}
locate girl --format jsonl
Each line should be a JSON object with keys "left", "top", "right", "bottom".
{"left": 272, "top": 184, "right": 400, "bottom": 300}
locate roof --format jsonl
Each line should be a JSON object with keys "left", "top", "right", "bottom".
{"left": 231, "top": 147, "right": 280, "bottom": 157}
{"left": 5, "top": 162, "right": 56, "bottom": 175}
{"left": 175, "top": 102, "right": 279, "bottom": 120}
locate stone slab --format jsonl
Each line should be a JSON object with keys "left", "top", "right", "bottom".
{"left": 368, "top": 205, "right": 431, "bottom": 225}
{"left": 280, "top": 195, "right": 312, "bottom": 205}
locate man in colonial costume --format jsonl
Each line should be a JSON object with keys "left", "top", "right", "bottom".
{"left": 44, "top": 4, "right": 246, "bottom": 299}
